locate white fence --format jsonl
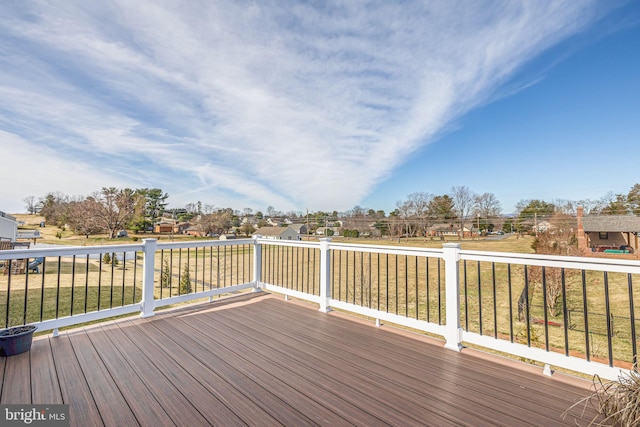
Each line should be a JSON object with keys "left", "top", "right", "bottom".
{"left": 1, "top": 237, "right": 638, "bottom": 381}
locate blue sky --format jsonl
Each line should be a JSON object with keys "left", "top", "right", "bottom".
{"left": 1, "top": 1, "right": 639, "bottom": 215}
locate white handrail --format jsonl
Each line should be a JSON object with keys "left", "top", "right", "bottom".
{"left": 1, "top": 238, "right": 636, "bottom": 380}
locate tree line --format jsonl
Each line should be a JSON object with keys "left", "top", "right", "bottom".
{"left": 27, "top": 188, "right": 169, "bottom": 239}
{"left": 22, "top": 183, "right": 640, "bottom": 239}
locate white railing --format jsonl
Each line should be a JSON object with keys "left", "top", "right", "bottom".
{"left": 257, "top": 238, "right": 639, "bottom": 381}
{"left": 1, "top": 236, "right": 638, "bottom": 381}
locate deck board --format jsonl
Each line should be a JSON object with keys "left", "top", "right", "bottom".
{"left": 30, "top": 338, "right": 63, "bottom": 404}
{"left": 49, "top": 334, "right": 103, "bottom": 427}
{"left": 0, "top": 357, "right": 4, "bottom": 399}
{"left": 67, "top": 330, "right": 140, "bottom": 427}
{"left": 1, "top": 351, "right": 30, "bottom": 404}
{"left": 114, "top": 318, "right": 246, "bottom": 427}
{"left": 85, "top": 323, "right": 173, "bottom": 427}
{"left": 242, "top": 298, "right": 589, "bottom": 424}
{"left": 0, "top": 293, "right": 602, "bottom": 426}
{"left": 99, "top": 321, "right": 211, "bottom": 427}
{"left": 129, "top": 319, "right": 286, "bottom": 427}
{"left": 197, "top": 306, "right": 475, "bottom": 426}
{"left": 210, "top": 303, "right": 507, "bottom": 425}
{"left": 148, "top": 316, "right": 370, "bottom": 426}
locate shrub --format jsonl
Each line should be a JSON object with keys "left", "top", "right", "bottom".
{"left": 179, "top": 263, "right": 192, "bottom": 294}
{"left": 161, "top": 258, "right": 171, "bottom": 288}
{"left": 567, "top": 364, "right": 640, "bottom": 426}
{"left": 102, "top": 253, "right": 111, "bottom": 264}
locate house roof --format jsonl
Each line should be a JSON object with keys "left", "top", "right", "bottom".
{"left": 253, "top": 226, "right": 295, "bottom": 237}
{"left": 583, "top": 215, "right": 640, "bottom": 232}
{"left": 430, "top": 223, "right": 455, "bottom": 232}
{"left": 288, "top": 224, "right": 306, "bottom": 233}
{"left": 0, "top": 211, "right": 17, "bottom": 223}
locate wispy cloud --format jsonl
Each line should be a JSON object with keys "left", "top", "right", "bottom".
{"left": 0, "top": 0, "right": 612, "bottom": 212}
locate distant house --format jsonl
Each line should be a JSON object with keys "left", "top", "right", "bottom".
{"left": 185, "top": 225, "right": 206, "bottom": 237}
{"left": 429, "top": 223, "right": 457, "bottom": 237}
{"left": 577, "top": 206, "right": 640, "bottom": 256}
{"left": 241, "top": 216, "right": 257, "bottom": 226}
{"left": 315, "top": 227, "right": 339, "bottom": 236}
{"left": 265, "top": 218, "right": 279, "bottom": 227}
{"left": 154, "top": 221, "right": 174, "bottom": 233}
{"left": 154, "top": 221, "right": 192, "bottom": 234}
{"left": 288, "top": 224, "right": 308, "bottom": 235}
{"left": 253, "top": 226, "right": 300, "bottom": 240}
{"left": 428, "top": 222, "right": 476, "bottom": 238}
{"left": 0, "top": 211, "right": 18, "bottom": 242}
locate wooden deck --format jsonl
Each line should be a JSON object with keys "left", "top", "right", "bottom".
{"left": 0, "top": 293, "right": 602, "bottom": 426}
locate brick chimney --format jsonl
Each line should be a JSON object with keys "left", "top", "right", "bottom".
{"left": 576, "top": 206, "right": 587, "bottom": 253}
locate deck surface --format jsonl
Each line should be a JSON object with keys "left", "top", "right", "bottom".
{"left": 0, "top": 293, "right": 602, "bottom": 426}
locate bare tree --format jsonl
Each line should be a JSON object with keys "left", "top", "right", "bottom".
{"left": 213, "top": 209, "right": 233, "bottom": 234}
{"left": 450, "top": 186, "right": 477, "bottom": 238}
{"left": 387, "top": 211, "right": 403, "bottom": 242}
{"left": 92, "top": 187, "right": 138, "bottom": 238}
{"left": 67, "top": 198, "right": 104, "bottom": 238}
{"left": 395, "top": 199, "right": 415, "bottom": 238}
{"left": 518, "top": 212, "right": 578, "bottom": 319}
{"left": 23, "top": 196, "right": 37, "bottom": 215}
{"left": 408, "top": 192, "right": 432, "bottom": 237}
{"left": 475, "top": 193, "right": 501, "bottom": 218}
{"left": 475, "top": 192, "right": 502, "bottom": 234}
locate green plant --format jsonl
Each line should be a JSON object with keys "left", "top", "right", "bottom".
{"left": 55, "top": 231, "right": 62, "bottom": 239}
{"left": 102, "top": 253, "right": 111, "bottom": 264}
{"left": 161, "top": 258, "right": 171, "bottom": 288}
{"left": 516, "top": 322, "right": 541, "bottom": 345}
{"left": 112, "top": 256, "right": 119, "bottom": 267}
{"left": 179, "top": 263, "right": 192, "bottom": 294}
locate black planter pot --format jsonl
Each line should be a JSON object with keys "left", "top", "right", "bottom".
{"left": 0, "top": 325, "right": 37, "bottom": 357}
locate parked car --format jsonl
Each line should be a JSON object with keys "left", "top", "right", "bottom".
{"left": 116, "top": 230, "right": 128, "bottom": 238}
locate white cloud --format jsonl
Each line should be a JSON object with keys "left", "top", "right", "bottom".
{"left": 0, "top": 131, "right": 130, "bottom": 212}
{"left": 0, "top": 0, "right": 611, "bottom": 212}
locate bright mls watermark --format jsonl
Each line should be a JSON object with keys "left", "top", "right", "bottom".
{"left": 0, "top": 405, "right": 69, "bottom": 427}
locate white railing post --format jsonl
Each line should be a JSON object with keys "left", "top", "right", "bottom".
{"left": 319, "top": 237, "right": 332, "bottom": 313}
{"left": 140, "top": 238, "right": 157, "bottom": 318}
{"left": 253, "top": 236, "right": 263, "bottom": 292}
{"left": 443, "top": 243, "right": 462, "bottom": 351}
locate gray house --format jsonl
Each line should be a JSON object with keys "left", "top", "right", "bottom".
{"left": 253, "top": 226, "right": 300, "bottom": 241}
{"left": 0, "top": 211, "right": 18, "bottom": 242}
{"left": 288, "top": 224, "right": 308, "bottom": 235}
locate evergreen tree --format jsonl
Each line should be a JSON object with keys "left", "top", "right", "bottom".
{"left": 179, "top": 263, "right": 192, "bottom": 294}
{"left": 161, "top": 258, "right": 171, "bottom": 288}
